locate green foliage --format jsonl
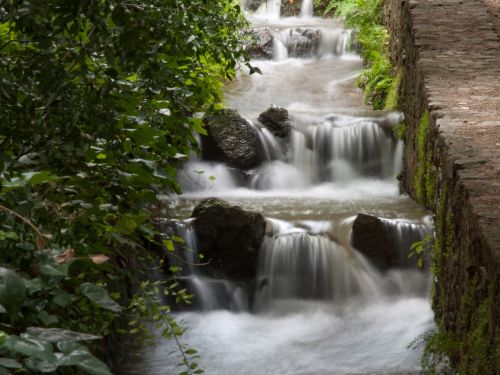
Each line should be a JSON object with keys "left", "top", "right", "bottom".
{"left": 0, "top": 0, "right": 249, "bottom": 373}
{"left": 419, "top": 330, "right": 458, "bottom": 374}
{"left": 384, "top": 69, "right": 402, "bottom": 111}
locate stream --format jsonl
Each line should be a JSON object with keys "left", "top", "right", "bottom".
{"left": 122, "top": 2, "right": 435, "bottom": 374}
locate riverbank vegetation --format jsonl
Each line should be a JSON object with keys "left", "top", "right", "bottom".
{"left": 316, "top": 0, "right": 397, "bottom": 110}
{"left": 0, "top": 1, "right": 249, "bottom": 373}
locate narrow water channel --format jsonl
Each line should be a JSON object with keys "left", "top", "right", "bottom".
{"left": 123, "top": 2, "right": 435, "bottom": 374}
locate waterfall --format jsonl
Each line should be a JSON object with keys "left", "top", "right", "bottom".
{"left": 300, "top": 0, "right": 313, "bottom": 18}
{"left": 256, "top": 231, "right": 384, "bottom": 304}
{"left": 315, "top": 118, "right": 395, "bottom": 180}
{"left": 393, "top": 140, "right": 404, "bottom": 177}
{"left": 122, "top": 3, "right": 436, "bottom": 374}
{"left": 272, "top": 30, "right": 289, "bottom": 61}
{"left": 381, "top": 217, "right": 433, "bottom": 267}
{"left": 256, "top": 0, "right": 281, "bottom": 18}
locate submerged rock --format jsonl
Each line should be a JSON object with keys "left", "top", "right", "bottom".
{"left": 258, "top": 106, "right": 291, "bottom": 138}
{"left": 192, "top": 198, "right": 266, "bottom": 281}
{"left": 201, "top": 109, "right": 261, "bottom": 170}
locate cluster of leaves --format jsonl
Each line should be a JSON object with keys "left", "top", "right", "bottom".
{"left": 408, "top": 234, "right": 433, "bottom": 268}
{"left": 322, "top": 0, "right": 395, "bottom": 109}
{"left": 0, "top": 0, "right": 249, "bottom": 373}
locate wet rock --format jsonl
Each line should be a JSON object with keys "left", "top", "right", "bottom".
{"left": 247, "top": 27, "right": 321, "bottom": 60}
{"left": 244, "top": 0, "right": 300, "bottom": 16}
{"left": 351, "top": 213, "right": 397, "bottom": 270}
{"left": 258, "top": 106, "right": 291, "bottom": 138}
{"left": 245, "top": 0, "right": 265, "bottom": 12}
{"left": 247, "top": 28, "right": 274, "bottom": 60}
{"left": 281, "top": 0, "right": 301, "bottom": 17}
{"left": 287, "top": 28, "right": 321, "bottom": 57}
{"left": 201, "top": 109, "right": 261, "bottom": 170}
{"left": 192, "top": 198, "right": 266, "bottom": 281}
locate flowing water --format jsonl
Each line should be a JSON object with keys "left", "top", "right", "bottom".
{"left": 122, "top": 3, "right": 435, "bottom": 374}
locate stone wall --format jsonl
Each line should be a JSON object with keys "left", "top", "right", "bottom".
{"left": 385, "top": 0, "right": 500, "bottom": 373}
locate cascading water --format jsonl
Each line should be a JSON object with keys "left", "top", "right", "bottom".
{"left": 166, "top": 221, "right": 248, "bottom": 312}
{"left": 122, "top": 2, "right": 435, "bottom": 374}
{"left": 300, "top": 0, "right": 313, "bottom": 18}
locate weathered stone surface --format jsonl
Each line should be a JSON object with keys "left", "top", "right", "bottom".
{"left": 385, "top": 0, "right": 500, "bottom": 372}
{"left": 258, "top": 106, "right": 291, "bottom": 138}
{"left": 201, "top": 109, "right": 261, "bottom": 170}
{"left": 192, "top": 198, "right": 266, "bottom": 281}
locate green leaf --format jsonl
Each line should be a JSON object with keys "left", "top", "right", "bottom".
{"left": 56, "top": 341, "right": 112, "bottom": 375}
{"left": 190, "top": 118, "right": 207, "bottom": 136}
{"left": 80, "top": 283, "right": 122, "bottom": 313}
{"left": 0, "top": 231, "right": 19, "bottom": 241}
{"left": 37, "top": 311, "right": 59, "bottom": 326}
{"left": 0, "top": 268, "right": 27, "bottom": 319}
{"left": 25, "top": 171, "right": 58, "bottom": 186}
{"left": 0, "top": 357, "right": 22, "bottom": 369}
{"left": 52, "top": 291, "right": 78, "bottom": 308}
{"left": 163, "top": 239, "right": 175, "bottom": 252}
{"left": 3, "top": 335, "right": 56, "bottom": 363}
{"left": 40, "top": 262, "right": 70, "bottom": 277}
{"left": 24, "top": 357, "right": 58, "bottom": 373}
{"left": 25, "top": 328, "right": 101, "bottom": 343}
{"left": 24, "top": 278, "right": 46, "bottom": 294}
{"left": 116, "top": 212, "right": 149, "bottom": 235}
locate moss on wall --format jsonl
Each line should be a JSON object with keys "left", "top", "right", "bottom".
{"left": 413, "top": 111, "right": 437, "bottom": 208}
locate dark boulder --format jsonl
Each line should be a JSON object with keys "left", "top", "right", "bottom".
{"left": 351, "top": 213, "right": 398, "bottom": 270}
{"left": 352, "top": 213, "right": 429, "bottom": 270}
{"left": 192, "top": 198, "right": 266, "bottom": 281}
{"left": 201, "top": 109, "right": 261, "bottom": 170}
{"left": 258, "top": 106, "right": 291, "bottom": 138}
